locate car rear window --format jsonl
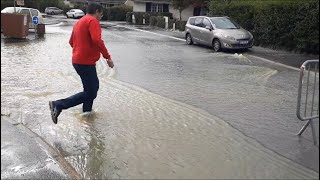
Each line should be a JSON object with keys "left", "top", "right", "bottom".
{"left": 20, "top": 9, "right": 29, "bottom": 15}
{"left": 31, "top": 9, "right": 38, "bottom": 16}
{"left": 188, "top": 18, "right": 195, "bottom": 25}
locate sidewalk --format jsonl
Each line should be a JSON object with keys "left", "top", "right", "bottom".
{"left": 1, "top": 116, "right": 80, "bottom": 179}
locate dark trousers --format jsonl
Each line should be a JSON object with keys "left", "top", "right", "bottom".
{"left": 54, "top": 64, "right": 99, "bottom": 112}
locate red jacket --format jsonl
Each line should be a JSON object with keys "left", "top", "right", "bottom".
{"left": 69, "top": 15, "right": 111, "bottom": 65}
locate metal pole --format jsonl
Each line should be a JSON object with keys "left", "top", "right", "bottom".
{"left": 14, "top": 0, "right": 16, "bottom": 13}
{"left": 298, "top": 120, "right": 311, "bottom": 136}
{"left": 310, "top": 119, "right": 317, "bottom": 145}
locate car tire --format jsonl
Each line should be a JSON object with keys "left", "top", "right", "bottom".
{"left": 186, "top": 33, "right": 193, "bottom": 45}
{"left": 73, "top": 15, "right": 75, "bottom": 19}
{"left": 213, "top": 39, "right": 221, "bottom": 52}
{"left": 50, "top": 11, "right": 54, "bottom": 15}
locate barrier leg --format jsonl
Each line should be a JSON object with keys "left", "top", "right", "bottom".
{"left": 310, "top": 120, "right": 318, "bottom": 145}
{"left": 297, "top": 120, "right": 311, "bottom": 136}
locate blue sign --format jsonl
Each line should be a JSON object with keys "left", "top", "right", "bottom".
{"left": 32, "top": 16, "right": 38, "bottom": 25}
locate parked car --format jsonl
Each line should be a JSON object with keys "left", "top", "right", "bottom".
{"left": 45, "top": 7, "right": 64, "bottom": 15}
{"left": 185, "top": 16, "right": 254, "bottom": 52}
{"left": 66, "top": 9, "right": 85, "bottom": 19}
{"left": 1, "top": 7, "right": 44, "bottom": 29}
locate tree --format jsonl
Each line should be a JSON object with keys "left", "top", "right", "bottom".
{"left": 172, "top": 0, "right": 210, "bottom": 20}
{"left": 172, "top": 0, "right": 192, "bottom": 20}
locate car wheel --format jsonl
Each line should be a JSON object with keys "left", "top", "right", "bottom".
{"left": 73, "top": 15, "right": 75, "bottom": 19}
{"left": 213, "top": 39, "right": 221, "bottom": 52}
{"left": 186, "top": 33, "right": 193, "bottom": 45}
{"left": 50, "top": 11, "right": 54, "bottom": 15}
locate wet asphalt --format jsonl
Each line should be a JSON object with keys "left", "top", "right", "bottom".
{"left": 1, "top": 16, "right": 319, "bottom": 179}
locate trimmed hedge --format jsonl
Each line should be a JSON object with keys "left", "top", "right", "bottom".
{"left": 209, "top": 0, "right": 319, "bottom": 54}
{"left": 150, "top": 16, "right": 165, "bottom": 28}
{"left": 149, "top": 16, "right": 186, "bottom": 31}
{"left": 126, "top": 12, "right": 133, "bottom": 23}
{"left": 102, "top": 5, "right": 132, "bottom": 21}
{"left": 127, "top": 12, "right": 173, "bottom": 25}
{"left": 175, "top": 20, "right": 187, "bottom": 31}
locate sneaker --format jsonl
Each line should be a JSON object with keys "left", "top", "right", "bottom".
{"left": 49, "top": 101, "right": 61, "bottom": 124}
{"left": 80, "top": 111, "right": 93, "bottom": 118}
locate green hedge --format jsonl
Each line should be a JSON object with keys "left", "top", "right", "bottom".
{"left": 149, "top": 16, "right": 186, "bottom": 31}
{"left": 175, "top": 20, "right": 187, "bottom": 31}
{"left": 210, "top": 0, "right": 319, "bottom": 54}
{"left": 126, "top": 12, "right": 133, "bottom": 23}
{"left": 150, "top": 16, "right": 165, "bottom": 28}
{"left": 127, "top": 12, "right": 173, "bottom": 25}
{"left": 102, "top": 5, "right": 132, "bottom": 21}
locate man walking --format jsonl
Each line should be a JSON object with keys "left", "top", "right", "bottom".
{"left": 49, "top": 2, "right": 114, "bottom": 124}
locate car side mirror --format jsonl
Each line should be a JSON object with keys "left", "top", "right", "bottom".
{"left": 205, "top": 26, "right": 213, "bottom": 31}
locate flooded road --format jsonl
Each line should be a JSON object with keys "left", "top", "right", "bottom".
{"left": 1, "top": 20, "right": 319, "bottom": 179}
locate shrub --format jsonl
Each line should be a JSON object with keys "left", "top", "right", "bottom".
{"left": 209, "top": 0, "right": 319, "bottom": 54}
{"left": 102, "top": 5, "right": 133, "bottom": 21}
{"left": 131, "top": 12, "right": 172, "bottom": 25}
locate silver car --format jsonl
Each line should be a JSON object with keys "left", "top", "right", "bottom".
{"left": 45, "top": 7, "right": 64, "bottom": 15}
{"left": 185, "top": 16, "right": 254, "bottom": 52}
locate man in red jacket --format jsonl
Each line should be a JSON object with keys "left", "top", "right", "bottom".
{"left": 49, "top": 2, "right": 114, "bottom": 124}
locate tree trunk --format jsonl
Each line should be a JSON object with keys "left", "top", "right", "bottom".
{"left": 179, "top": 8, "right": 182, "bottom": 21}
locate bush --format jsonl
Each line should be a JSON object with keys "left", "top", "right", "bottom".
{"left": 102, "top": 5, "right": 133, "bottom": 21}
{"left": 175, "top": 21, "right": 187, "bottom": 31}
{"left": 209, "top": 0, "right": 319, "bottom": 54}
{"left": 74, "top": 3, "right": 87, "bottom": 14}
{"left": 149, "top": 16, "right": 165, "bottom": 28}
{"left": 155, "top": 16, "right": 165, "bottom": 28}
{"left": 131, "top": 12, "right": 172, "bottom": 25}
{"left": 149, "top": 16, "right": 186, "bottom": 31}
{"left": 126, "top": 12, "right": 133, "bottom": 23}
{"left": 150, "top": 16, "right": 157, "bottom": 26}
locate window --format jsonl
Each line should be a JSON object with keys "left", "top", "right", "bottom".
{"left": 20, "top": 9, "right": 29, "bottom": 15}
{"left": 151, "top": 3, "right": 163, "bottom": 12}
{"left": 202, "top": 18, "right": 211, "bottom": 28}
{"left": 210, "top": 17, "right": 240, "bottom": 29}
{"left": 31, "top": 10, "right": 38, "bottom": 17}
{"left": 189, "top": 18, "right": 195, "bottom": 25}
{"left": 195, "top": 17, "right": 203, "bottom": 27}
{"left": 146, "top": 3, "right": 168, "bottom": 13}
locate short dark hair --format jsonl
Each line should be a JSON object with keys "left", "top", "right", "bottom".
{"left": 86, "top": 2, "right": 103, "bottom": 14}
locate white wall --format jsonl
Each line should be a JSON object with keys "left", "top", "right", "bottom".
{"left": 133, "top": 2, "right": 146, "bottom": 12}
{"left": 170, "top": 5, "right": 194, "bottom": 21}
{"left": 125, "top": 0, "right": 134, "bottom": 7}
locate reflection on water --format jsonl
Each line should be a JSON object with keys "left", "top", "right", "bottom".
{"left": 1, "top": 27, "right": 319, "bottom": 179}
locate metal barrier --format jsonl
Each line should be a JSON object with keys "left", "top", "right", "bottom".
{"left": 296, "top": 60, "right": 319, "bottom": 145}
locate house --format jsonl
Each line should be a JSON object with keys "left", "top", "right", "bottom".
{"left": 130, "top": 0, "right": 207, "bottom": 21}
{"left": 64, "top": 0, "right": 126, "bottom": 8}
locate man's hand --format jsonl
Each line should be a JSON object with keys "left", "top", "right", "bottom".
{"left": 107, "top": 60, "right": 114, "bottom": 68}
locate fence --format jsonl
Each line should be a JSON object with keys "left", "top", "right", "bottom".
{"left": 296, "top": 60, "right": 319, "bottom": 145}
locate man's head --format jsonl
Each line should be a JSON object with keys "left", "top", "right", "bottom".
{"left": 87, "top": 2, "right": 103, "bottom": 20}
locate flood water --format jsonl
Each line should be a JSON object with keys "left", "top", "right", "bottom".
{"left": 1, "top": 21, "right": 319, "bottom": 179}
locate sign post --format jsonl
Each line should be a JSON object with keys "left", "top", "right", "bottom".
{"left": 32, "top": 16, "right": 39, "bottom": 37}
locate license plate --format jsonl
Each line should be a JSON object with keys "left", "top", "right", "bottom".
{"left": 240, "top": 41, "right": 248, "bottom": 44}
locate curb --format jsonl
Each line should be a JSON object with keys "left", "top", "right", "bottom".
{"left": 2, "top": 117, "right": 83, "bottom": 180}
